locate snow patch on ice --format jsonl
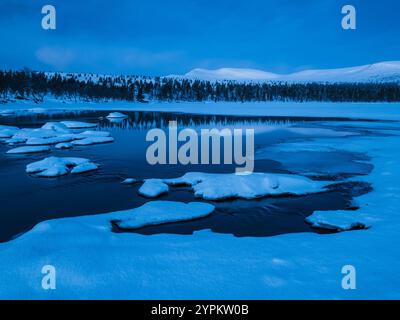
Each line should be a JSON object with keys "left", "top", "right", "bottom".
{"left": 71, "top": 136, "right": 114, "bottom": 146}
{"left": 26, "top": 157, "right": 98, "bottom": 177}
{"left": 41, "top": 122, "right": 72, "bottom": 134}
{"left": 60, "top": 121, "right": 97, "bottom": 129}
{"left": 305, "top": 210, "right": 371, "bottom": 231}
{"left": 106, "top": 112, "right": 128, "bottom": 119}
{"left": 138, "top": 179, "right": 169, "bottom": 198}
{"left": 164, "top": 172, "right": 329, "bottom": 200}
{"left": 55, "top": 142, "right": 73, "bottom": 150}
{"left": 116, "top": 201, "right": 215, "bottom": 229}
{"left": 121, "top": 178, "right": 138, "bottom": 184}
{"left": 7, "top": 146, "right": 50, "bottom": 154}
{"left": 0, "top": 125, "right": 20, "bottom": 138}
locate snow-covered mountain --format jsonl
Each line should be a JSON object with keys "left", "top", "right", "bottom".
{"left": 170, "top": 61, "right": 400, "bottom": 83}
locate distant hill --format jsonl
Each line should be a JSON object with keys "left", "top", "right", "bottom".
{"left": 169, "top": 61, "right": 400, "bottom": 83}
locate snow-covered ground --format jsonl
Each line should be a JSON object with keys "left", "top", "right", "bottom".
{"left": 0, "top": 101, "right": 399, "bottom": 299}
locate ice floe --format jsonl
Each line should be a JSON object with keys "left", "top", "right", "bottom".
{"left": 0, "top": 125, "right": 20, "bottom": 138}
{"left": 121, "top": 178, "right": 138, "bottom": 184}
{"left": 138, "top": 179, "right": 169, "bottom": 198}
{"left": 116, "top": 201, "right": 215, "bottom": 229}
{"left": 60, "top": 121, "right": 97, "bottom": 129}
{"left": 25, "top": 134, "right": 77, "bottom": 146}
{"left": 41, "top": 122, "right": 72, "bottom": 134}
{"left": 70, "top": 162, "right": 99, "bottom": 174}
{"left": 26, "top": 157, "right": 98, "bottom": 177}
{"left": 55, "top": 142, "right": 73, "bottom": 150}
{"left": 78, "top": 130, "right": 111, "bottom": 137}
{"left": 164, "top": 172, "right": 329, "bottom": 200}
{"left": 71, "top": 136, "right": 114, "bottom": 146}
{"left": 305, "top": 210, "right": 371, "bottom": 231}
{"left": 6, "top": 146, "right": 50, "bottom": 154}
{"left": 106, "top": 112, "right": 128, "bottom": 119}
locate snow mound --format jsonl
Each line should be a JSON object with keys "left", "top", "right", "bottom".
{"left": 26, "top": 157, "right": 98, "bottom": 177}
{"left": 71, "top": 136, "right": 114, "bottom": 146}
{"left": 0, "top": 125, "right": 20, "bottom": 138}
{"left": 117, "top": 201, "right": 215, "bottom": 229}
{"left": 60, "top": 121, "right": 97, "bottom": 129}
{"left": 7, "top": 146, "right": 50, "bottom": 154}
{"left": 78, "top": 131, "right": 111, "bottom": 137}
{"left": 305, "top": 210, "right": 371, "bottom": 231}
{"left": 164, "top": 172, "right": 329, "bottom": 200}
{"left": 41, "top": 122, "right": 72, "bottom": 134}
{"left": 70, "top": 162, "right": 99, "bottom": 174}
{"left": 12, "top": 128, "right": 58, "bottom": 141}
{"left": 25, "top": 134, "right": 77, "bottom": 146}
{"left": 121, "top": 178, "right": 138, "bottom": 184}
{"left": 106, "top": 112, "right": 128, "bottom": 119}
{"left": 138, "top": 179, "right": 169, "bottom": 198}
{"left": 55, "top": 142, "right": 73, "bottom": 150}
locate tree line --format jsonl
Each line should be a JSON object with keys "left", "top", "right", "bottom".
{"left": 1, "top": 70, "right": 399, "bottom": 103}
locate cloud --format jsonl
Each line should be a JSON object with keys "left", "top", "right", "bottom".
{"left": 34, "top": 45, "right": 185, "bottom": 74}
{"left": 35, "top": 46, "right": 76, "bottom": 70}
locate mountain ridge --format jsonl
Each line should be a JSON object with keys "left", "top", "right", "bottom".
{"left": 168, "top": 61, "right": 400, "bottom": 83}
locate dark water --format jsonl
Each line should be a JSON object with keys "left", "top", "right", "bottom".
{"left": 0, "top": 111, "right": 377, "bottom": 242}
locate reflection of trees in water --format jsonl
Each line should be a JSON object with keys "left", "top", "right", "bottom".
{"left": 4, "top": 110, "right": 351, "bottom": 130}
{"left": 97, "top": 111, "right": 312, "bottom": 131}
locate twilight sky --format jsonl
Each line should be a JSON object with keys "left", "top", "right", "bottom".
{"left": 1, "top": 0, "right": 399, "bottom": 76}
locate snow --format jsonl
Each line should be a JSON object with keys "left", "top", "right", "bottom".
{"left": 164, "top": 172, "right": 329, "bottom": 200}
{"left": 41, "top": 122, "right": 72, "bottom": 134}
{"left": 138, "top": 179, "right": 169, "bottom": 198}
{"left": 60, "top": 121, "right": 97, "bottom": 129}
{"left": 26, "top": 157, "right": 98, "bottom": 177}
{"left": 117, "top": 201, "right": 215, "bottom": 229}
{"left": 1, "top": 120, "right": 400, "bottom": 299}
{"left": 25, "top": 135, "right": 77, "bottom": 146}
{"left": 12, "top": 128, "right": 59, "bottom": 141}
{"left": 305, "top": 210, "right": 371, "bottom": 232}
{"left": 173, "top": 61, "right": 400, "bottom": 83}
{"left": 71, "top": 136, "right": 114, "bottom": 146}
{"left": 78, "top": 130, "right": 111, "bottom": 137}
{"left": 121, "top": 178, "right": 138, "bottom": 184}
{"left": 70, "top": 162, "right": 99, "bottom": 174}
{"left": 55, "top": 142, "right": 73, "bottom": 150}
{"left": 0, "top": 125, "right": 20, "bottom": 138}
{"left": 106, "top": 112, "right": 128, "bottom": 119}
{"left": 6, "top": 146, "right": 50, "bottom": 154}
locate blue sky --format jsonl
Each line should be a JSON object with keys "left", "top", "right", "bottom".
{"left": 1, "top": 0, "right": 399, "bottom": 75}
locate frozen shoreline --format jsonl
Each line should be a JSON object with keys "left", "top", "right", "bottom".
{"left": 1, "top": 99, "right": 400, "bottom": 121}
